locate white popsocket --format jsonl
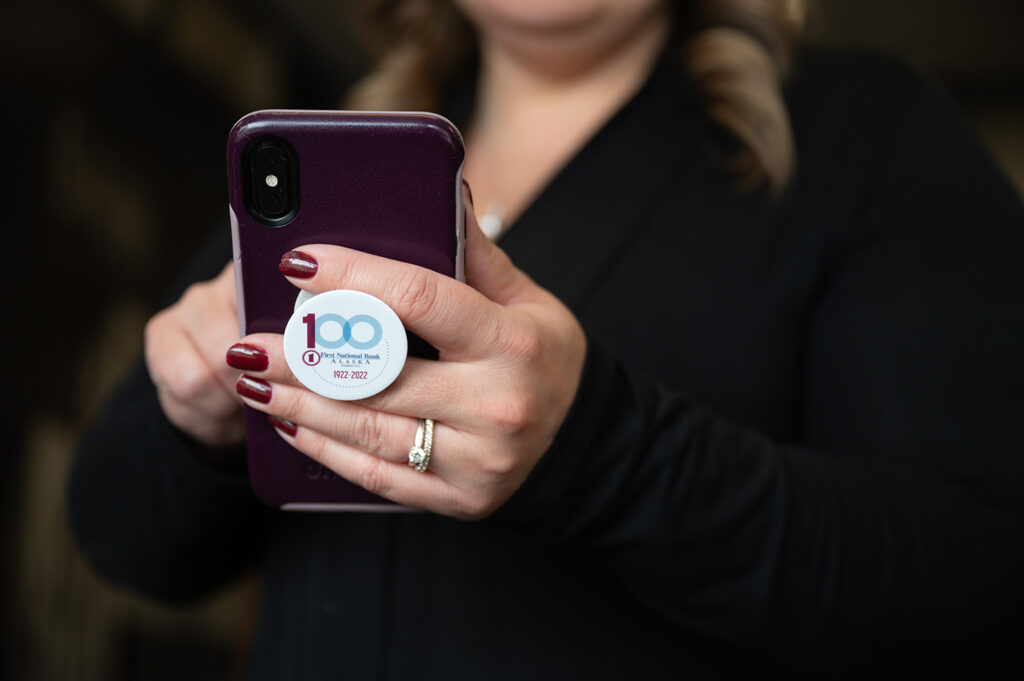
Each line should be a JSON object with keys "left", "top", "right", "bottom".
{"left": 284, "top": 290, "right": 408, "bottom": 401}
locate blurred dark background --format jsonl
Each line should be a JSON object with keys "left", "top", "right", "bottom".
{"left": 2, "top": 0, "right": 1021, "bottom": 679}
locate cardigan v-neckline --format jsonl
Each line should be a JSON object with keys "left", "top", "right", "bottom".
{"left": 489, "top": 52, "right": 706, "bottom": 314}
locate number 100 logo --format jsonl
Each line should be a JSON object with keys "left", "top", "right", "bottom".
{"left": 302, "top": 313, "right": 384, "bottom": 350}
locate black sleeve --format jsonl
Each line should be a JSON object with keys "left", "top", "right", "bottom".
{"left": 68, "top": 229, "right": 268, "bottom": 604}
{"left": 491, "top": 69, "right": 1024, "bottom": 674}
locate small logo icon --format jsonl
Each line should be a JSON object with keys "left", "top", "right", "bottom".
{"left": 284, "top": 289, "right": 408, "bottom": 401}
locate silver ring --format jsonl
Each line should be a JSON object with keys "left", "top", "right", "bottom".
{"left": 408, "top": 418, "right": 433, "bottom": 473}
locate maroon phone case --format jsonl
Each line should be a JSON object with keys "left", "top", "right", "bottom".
{"left": 227, "top": 110, "right": 465, "bottom": 510}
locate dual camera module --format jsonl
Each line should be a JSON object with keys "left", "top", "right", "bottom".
{"left": 244, "top": 137, "right": 298, "bottom": 226}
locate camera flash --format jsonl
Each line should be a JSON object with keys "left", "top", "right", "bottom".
{"left": 265, "top": 174, "right": 279, "bottom": 187}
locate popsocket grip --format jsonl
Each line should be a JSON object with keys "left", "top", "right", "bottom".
{"left": 283, "top": 290, "right": 408, "bottom": 401}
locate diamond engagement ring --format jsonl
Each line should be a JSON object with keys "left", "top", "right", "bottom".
{"left": 408, "top": 418, "right": 434, "bottom": 473}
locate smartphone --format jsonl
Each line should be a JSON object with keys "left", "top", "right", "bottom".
{"left": 227, "top": 110, "right": 465, "bottom": 510}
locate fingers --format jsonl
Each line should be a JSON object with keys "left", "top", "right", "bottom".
{"left": 228, "top": 335, "right": 481, "bottom": 422}
{"left": 260, "top": 181, "right": 542, "bottom": 362}
{"left": 225, "top": 334, "right": 289, "bottom": 382}
{"left": 278, "top": 428, "right": 466, "bottom": 516}
{"left": 274, "top": 186, "right": 542, "bottom": 358}
{"left": 258, "top": 379, "right": 416, "bottom": 464}
{"left": 186, "top": 319, "right": 246, "bottom": 396}
{"left": 159, "top": 267, "right": 242, "bottom": 393}
{"left": 279, "top": 245, "right": 504, "bottom": 360}
{"left": 210, "top": 260, "right": 239, "bottom": 308}
{"left": 276, "top": 413, "right": 506, "bottom": 519}
{"left": 147, "top": 321, "right": 236, "bottom": 416}
{"left": 214, "top": 195, "right": 579, "bottom": 518}
{"left": 462, "top": 188, "right": 536, "bottom": 306}
{"left": 236, "top": 375, "right": 473, "bottom": 481}
{"left": 355, "top": 358, "right": 485, "bottom": 422}
{"left": 145, "top": 267, "right": 245, "bottom": 446}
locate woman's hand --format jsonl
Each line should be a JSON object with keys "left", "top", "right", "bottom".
{"left": 228, "top": 196, "right": 586, "bottom": 519}
{"left": 146, "top": 262, "right": 246, "bottom": 447}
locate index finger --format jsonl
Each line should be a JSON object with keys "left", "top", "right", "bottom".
{"left": 279, "top": 245, "right": 503, "bottom": 360}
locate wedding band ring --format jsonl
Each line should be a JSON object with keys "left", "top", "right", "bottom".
{"left": 408, "top": 418, "right": 433, "bottom": 473}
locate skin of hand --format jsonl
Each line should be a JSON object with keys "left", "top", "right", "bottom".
{"left": 145, "top": 262, "right": 246, "bottom": 447}
{"left": 229, "top": 190, "right": 587, "bottom": 519}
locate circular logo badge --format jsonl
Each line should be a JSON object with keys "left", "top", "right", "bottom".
{"left": 283, "top": 290, "right": 408, "bottom": 401}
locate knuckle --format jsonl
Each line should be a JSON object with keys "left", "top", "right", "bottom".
{"left": 359, "top": 457, "right": 392, "bottom": 498}
{"left": 321, "top": 254, "right": 359, "bottom": 293}
{"left": 394, "top": 268, "right": 440, "bottom": 326}
{"left": 484, "top": 394, "right": 535, "bottom": 436}
{"left": 479, "top": 452, "right": 515, "bottom": 478}
{"left": 501, "top": 323, "right": 543, "bottom": 365}
{"left": 275, "top": 385, "right": 306, "bottom": 421}
{"left": 173, "top": 364, "right": 219, "bottom": 403}
{"left": 349, "top": 410, "right": 389, "bottom": 458}
{"left": 331, "top": 253, "right": 357, "bottom": 285}
{"left": 305, "top": 432, "right": 332, "bottom": 467}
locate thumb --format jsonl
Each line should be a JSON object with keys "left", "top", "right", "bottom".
{"left": 462, "top": 181, "right": 535, "bottom": 306}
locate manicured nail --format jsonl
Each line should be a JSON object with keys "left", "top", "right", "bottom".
{"left": 461, "top": 179, "right": 474, "bottom": 207}
{"left": 268, "top": 415, "right": 297, "bottom": 437}
{"left": 226, "top": 343, "right": 269, "bottom": 371}
{"left": 236, "top": 374, "right": 272, "bottom": 403}
{"left": 279, "top": 250, "right": 318, "bottom": 278}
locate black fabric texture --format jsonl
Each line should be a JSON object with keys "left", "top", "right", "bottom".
{"left": 69, "top": 48, "right": 1024, "bottom": 679}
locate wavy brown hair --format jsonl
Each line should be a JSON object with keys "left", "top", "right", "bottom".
{"left": 347, "top": 0, "right": 806, "bottom": 192}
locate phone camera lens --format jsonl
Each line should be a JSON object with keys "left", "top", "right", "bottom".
{"left": 247, "top": 136, "right": 297, "bottom": 225}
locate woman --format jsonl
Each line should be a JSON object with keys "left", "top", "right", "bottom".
{"left": 71, "top": 0, "right": 1024, "bottom": 678}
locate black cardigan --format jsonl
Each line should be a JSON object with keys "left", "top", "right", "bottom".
{"left": 70, "top": 49, "right": 1024, "bottom": 679}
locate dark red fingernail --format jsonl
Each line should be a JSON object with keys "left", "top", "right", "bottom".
{"left": 226, "top": 343, "right": 269, "bottom": 371}
{"left": 268, "top": 415, "right": 297, "bottom": 437}
{"left": 279, "top": 250, "right": 318, "bottom": 278}
{"left": 236, "top": 374, "right": 272, "bottom": 403}
{"left": 461, "top": 179, "right": 474, "bottom": 207}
